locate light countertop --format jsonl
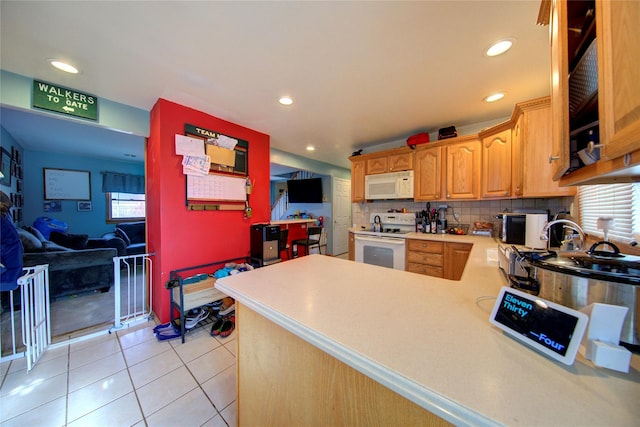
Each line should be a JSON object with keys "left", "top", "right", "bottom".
{"left": 216, "top": 236, "right": 640, "bottom": 426}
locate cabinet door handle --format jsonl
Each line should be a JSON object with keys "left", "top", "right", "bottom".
{"left": 548, "top": 155, "right": 560, "bottom": 163}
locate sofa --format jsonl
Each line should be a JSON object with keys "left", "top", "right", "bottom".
{"left": 11, "top": 226, "right": 117, "bottom": 302}
{"left": 101, "top": 221, "right": 146, "bottom": 257}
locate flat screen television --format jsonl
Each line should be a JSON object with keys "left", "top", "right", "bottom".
{"left": 287, "top": 178, "right": 323, "bottom": 203}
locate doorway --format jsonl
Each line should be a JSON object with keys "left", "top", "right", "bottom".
{"left": 332, "top": 177, "right": 351, "bottom": 255}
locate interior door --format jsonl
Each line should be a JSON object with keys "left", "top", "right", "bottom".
{"left": 332, "top": 177, "right": 351, "bottom": 255}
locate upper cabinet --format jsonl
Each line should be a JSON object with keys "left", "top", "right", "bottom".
{"left": 445, "top": 137, "right": 481, "bottom": 200}
{"left": 351, "top": 158, "right": 365, "bottom": 202}
{"left": 596, "top": 0, "right": 640, "bottom": 159}
{"left": 546, "top": 0, "right": 640, "bottom": 185}
{"left": 514, "top": 97, "right": 576, "bottom": 197}
{"left": 414, "top": 145, "right": 442, "bottom": 201}
{"left": 366, "top": 148, "right": 414, "bottom": 175}
{"left": 481, "top": 125, "right": 512, "bottom": 198}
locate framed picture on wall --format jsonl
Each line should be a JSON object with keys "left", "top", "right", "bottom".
{"left": 0, "top": 148, "right": 11, "bottom": 186}
{"left": 77, "top": 201, "right": 92, "bottom": 212}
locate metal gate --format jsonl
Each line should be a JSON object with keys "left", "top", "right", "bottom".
{"left": 111, "top": 253, "right": 154, "bottom": 331}
{"left": 0, "top": 265, "right": 51, "bottom": 372}
{"left": 1, "top": 253, "right": 154, "bottom": 370}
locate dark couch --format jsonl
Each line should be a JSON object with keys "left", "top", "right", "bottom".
{"left": 101, "top": 221, "right": 146, "bottom": 256}
{"left": 14, "top": 226, "right": 117, "bottom": 300}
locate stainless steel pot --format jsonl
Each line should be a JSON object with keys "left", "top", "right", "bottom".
{"left": 510, "top": 251, "right": 640, "bottom": 346}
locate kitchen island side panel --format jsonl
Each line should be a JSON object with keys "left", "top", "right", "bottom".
{"left": 236, "top": 303, "right": 451, "bottom": 427}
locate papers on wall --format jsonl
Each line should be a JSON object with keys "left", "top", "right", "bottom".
{"left": 175, "top": 134, "right": 204, "bottom": 156}
{"left": 175, "top": 134, "right": 210, "bottom": 176}
{"left": 187, "top": 174, "right": 246, "bottom": 201}
{"left": 182, "top": 155, "right": 210, "bottom": 175}
{"left": 207, "top": 134, "right": 238, "bottom": 150}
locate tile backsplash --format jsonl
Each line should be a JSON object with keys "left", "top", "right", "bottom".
{"left": 352, "top": 197, "right": 575, "bottom": 232}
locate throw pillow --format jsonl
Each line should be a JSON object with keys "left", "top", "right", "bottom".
{"left": 17, "top": 228, "right": 43, "bottom": 252}
{"left": 24, "top": 226, "right": 47, "bottom": 243}
{"left": 49, "top": 231, "right": 89, "bottom": 250}
{"left": 114, "top": 228, "right": 131, "bottom": 246}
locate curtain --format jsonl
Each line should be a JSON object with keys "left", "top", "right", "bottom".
{"left": 101, "top": 172, "right": 145, "bottom": 194}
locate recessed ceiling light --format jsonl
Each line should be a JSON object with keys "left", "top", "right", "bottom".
{"left": 51, "top": 60, "right": 79, "bottom": 74}
{"left": 485, "top": 39, "right": 514, "bottom": 57}
{"left": 306, "top": 145, "right": 315, "bottom": 151}
{"left": 484, "top": 92, "right": 505, "bottom": 103}
{"left": 279, "top": 96, "right": 293, "bottom": 106}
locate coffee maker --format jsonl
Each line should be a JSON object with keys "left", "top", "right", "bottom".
{"left": 437, "top": 206, "right": 447, "bottom": 233}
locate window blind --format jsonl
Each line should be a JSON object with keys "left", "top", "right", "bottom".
{"left": 578, "top": 183, "right": 639, "bottom": 244}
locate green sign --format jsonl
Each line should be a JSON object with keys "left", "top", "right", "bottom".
{"left": 32, "top": 80, "right": 98, "bottom": 121}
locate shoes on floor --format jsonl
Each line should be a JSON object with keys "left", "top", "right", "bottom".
{"left": 185, "top": 308, "right": 209, "bottom": 329}
{"left": 155, "top": 324, "right": 181, "bottom": 341}
{"left": 219, "top": 316, "right": 235, "bottom": 338}
{"left": 210, "top": 315, "right": 235, "bottom": 338}
{"left": 218, "top": 297, "right": 235, "bottom": 316}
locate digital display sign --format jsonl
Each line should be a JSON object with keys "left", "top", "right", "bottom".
{"left": 490, "top": 287, "right": 589, "bottom": 365}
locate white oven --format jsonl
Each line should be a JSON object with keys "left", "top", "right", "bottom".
{"left": 354, "top": 234, "right": 406, "bottom": 270}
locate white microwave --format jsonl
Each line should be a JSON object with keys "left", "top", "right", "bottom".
{"left": 365, "top": 171, "right": 414, "bottom": 200}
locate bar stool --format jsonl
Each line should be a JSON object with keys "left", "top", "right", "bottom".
{"left": 278, "top": 228, "right": 292, "bottom": 260}
{"left": 292, "top": 226, "right": 323, "bottom": 257}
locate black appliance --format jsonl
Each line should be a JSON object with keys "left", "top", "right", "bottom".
{"left": 250, "top": 224, "right": 281, "bottom": 266}
{"left": 498, "top": 213, "right": 526, "bottom": 245}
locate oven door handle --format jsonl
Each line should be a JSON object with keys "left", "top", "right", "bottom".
{"left": 354, "top": 235, "right": 406, "bottom": 245}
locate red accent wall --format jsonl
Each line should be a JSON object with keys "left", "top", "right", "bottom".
{"left": 147, "top": 99, "right": 270, "bottom": 322}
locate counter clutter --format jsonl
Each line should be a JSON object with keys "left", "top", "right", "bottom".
{"left": 216, "top": 236, "right": 640, "bottom": 426}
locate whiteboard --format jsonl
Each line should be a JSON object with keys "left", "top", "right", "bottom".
{"left": 44, "top": 168, "right": 91, "bottom": 200}
{"left": 187, "top": 173, "right": 246, "bottom": 201}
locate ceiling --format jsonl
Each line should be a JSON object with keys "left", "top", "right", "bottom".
{"left": 0, "top": 1, "right": 550, "bottom": 170}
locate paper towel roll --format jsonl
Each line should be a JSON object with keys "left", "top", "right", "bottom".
{"left": 525, "top": 214, "right": 548, "bottom": 249}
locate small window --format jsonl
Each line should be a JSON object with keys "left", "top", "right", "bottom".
{"left": 107, "top": 192, "right": 145, "bottom": 222}
{"left": 578, "top": 183, "right": 640, "bottom": 245}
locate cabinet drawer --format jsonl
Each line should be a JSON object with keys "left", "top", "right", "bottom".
{"left": 406, "top": 251, "right": 443, "bottom": 266}
{"left": 407, "top": 239, "right": 444, "bottom": 254}
{"left": 407, "top": 262, "right": 444, "bottom": 278}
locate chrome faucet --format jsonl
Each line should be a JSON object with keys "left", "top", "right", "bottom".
{"left": 539, "top": 219, "right": 587, "bottom": 251}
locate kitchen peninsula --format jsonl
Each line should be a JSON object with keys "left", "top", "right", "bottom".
{"left": 216, "top": 237, "right": 640, "bottom": 426}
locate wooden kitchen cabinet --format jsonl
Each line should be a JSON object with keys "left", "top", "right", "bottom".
{"left": 513, "top": 97, "right": 576, "bottom": 197}
{"left": 350, "top": 158, "right": 365, "bottom": 202}
{"left": 445, "top": 137, "right": 481, "bottom": 200}
{"left": 546, "top": 0, "right": 640, "bottom": 184}
{"left": 406, "top": 239, "right": 444, "bottom": 278}
{"left": 406, "top": 239, "right": 472, "bottom": 281}
{"left": 366, "top": 148, "right": 414, "bottom": 175}
{"left": 481, "top": 125, "right": 512, "bottom": 198}
{"left": 414, "top": 145, "right": 443, "bottom": 201}
{"left": 443, "top": 242, "right": 472, "bottom": 281}
{"left": 596, "top": 0, "right": 640, "bottom": 160}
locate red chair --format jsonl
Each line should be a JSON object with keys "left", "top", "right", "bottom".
{"left": 279, "top": 228, "right": 292, "bottom": 260}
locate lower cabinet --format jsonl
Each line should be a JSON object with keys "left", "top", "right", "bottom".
{"left": 406, "top": 240, "right": 444, "bottom": 278}
{"left": 406, "top": 239, "right": 472, "bottom": 281}
{"left": 443, "top": 242, "right": 473, "bottom": 281}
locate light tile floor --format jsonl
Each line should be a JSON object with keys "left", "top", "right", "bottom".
{"left": 0, "top": 320, "right": 237, "bottom": 427}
